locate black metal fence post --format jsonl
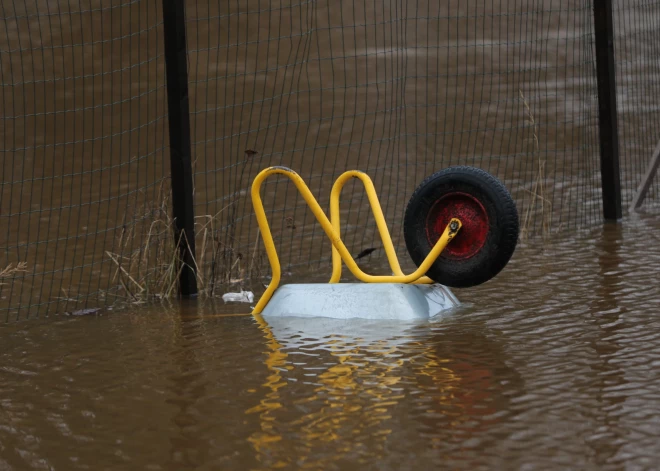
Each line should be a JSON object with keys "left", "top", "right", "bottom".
{"left": 162, "top": 0, "right": 198, "bottom": 296}
{"left": 593, "top": 0, "right": 622, "bottom": 221}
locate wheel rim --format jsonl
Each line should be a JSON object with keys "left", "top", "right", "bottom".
{"left": 425, "top": 192, "right": 490, "bottom": 260}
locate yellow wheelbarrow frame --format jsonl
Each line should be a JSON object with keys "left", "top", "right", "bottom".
{"left": 251, "top": 167, "right": 462, "bottom": 314}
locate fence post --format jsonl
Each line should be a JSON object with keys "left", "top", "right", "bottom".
{"left": 161, "top": 0, "right": 198, "bottom": 296}
{"left": 593, "top": 0, "right": 622, "bottom": 221}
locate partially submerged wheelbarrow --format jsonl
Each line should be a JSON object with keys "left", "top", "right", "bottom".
{"left": 251, "top": 166, "right": 519, "bottom": 320}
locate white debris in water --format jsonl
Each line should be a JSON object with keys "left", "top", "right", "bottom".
{"left": 222, "top": 290, "right": 254, "bottom": 303}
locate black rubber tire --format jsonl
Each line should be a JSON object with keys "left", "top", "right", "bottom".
{"left": 403, "top": 166, "right": 519, "bottom": 288}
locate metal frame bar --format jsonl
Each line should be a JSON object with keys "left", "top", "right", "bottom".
{"left": 329, "top": 170, "right": 434, "bottom": 284}
{"left": 630, "top": 139, "right": 660, "bottom": 212}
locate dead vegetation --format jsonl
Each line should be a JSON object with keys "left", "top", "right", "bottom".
{"left": 104, "top": 180, "right": 266, "bottom": 306}
{"left": 519, "top": 89, "right": 552, "bottom": 240}
{"left": 0, "top": 262, "right": 28, "bottom": 284}
{"left": 0, "top": 263, "right": 28, "bottom": 310}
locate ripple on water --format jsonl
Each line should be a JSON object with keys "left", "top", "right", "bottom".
{"left": 1, "top": 217, "right": 660, "bottom": 470}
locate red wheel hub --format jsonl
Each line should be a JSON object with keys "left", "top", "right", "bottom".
{"left": 426, "top": 192, "right": 490, "bottom": 260}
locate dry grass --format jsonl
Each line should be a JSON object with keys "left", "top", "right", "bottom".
{"left": 104, "top": 180, "right": 265, "bottom": 306}
{"left": 0, "top": 263, "right": 28, "bottom": 307}
{"left": 519, "top": 89, "right": 552, "bottom": 240}
{"left": 104, "top": 189, "right": 180, "bottom": 304}
{"left": 0, "top": 262, "right": 28, "bottom": 284}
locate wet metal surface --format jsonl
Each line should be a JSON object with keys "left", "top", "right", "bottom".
{"left": 2, "top": 215, "right": 660, "bottom": 470}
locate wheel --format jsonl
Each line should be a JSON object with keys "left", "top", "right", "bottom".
{"left": 403, "top": 166, "right": 519, "bottom": 288}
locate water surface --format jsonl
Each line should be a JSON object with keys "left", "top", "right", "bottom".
{"left": 2, "top": 215, "right": 660, "bottom": 470}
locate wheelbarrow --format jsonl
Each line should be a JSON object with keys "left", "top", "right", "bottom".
{"left": 250, "top": 166, "right": 519, "bottom": 320}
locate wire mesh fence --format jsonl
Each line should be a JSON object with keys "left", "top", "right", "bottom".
{"left": 614, "top": 0, "right": 660, "bottom": 208}
{"left": 1, "top": 0, "right": 658, "bottom": 321}
{"left": 185, "top": 0, "right": 603, "bottom": 285}
{"left": 1, "top": 0, "right": 171, "bottom": 321}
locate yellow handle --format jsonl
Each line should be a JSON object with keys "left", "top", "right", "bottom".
{"left": 329, "top": 170, "right": 435, "bottom": 284}
{"left": 251, "top": 167, "right": 461, "bottom": 314}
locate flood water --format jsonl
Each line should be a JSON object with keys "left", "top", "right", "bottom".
{"left": 2, "top": 214, "right": 660, "bottom": 470}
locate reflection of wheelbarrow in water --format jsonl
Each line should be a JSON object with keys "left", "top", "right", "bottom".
{"left": 248, "top": 314, "right": 523, "bottom": 468}
{"left": 251, "top": 166, "right": 519, "bottom": 320}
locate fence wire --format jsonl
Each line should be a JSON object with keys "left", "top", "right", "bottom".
{"left": 185, "top": 0, "right": 603, "bottom": 286}
{"left": 614, "top": 0, "right": 660, "bottom": 209}
{"left": 1, "top": 0, "right": 170, "bottom": 321}
{"left": 1, "top": 0, "right": 659, "bottom": 321}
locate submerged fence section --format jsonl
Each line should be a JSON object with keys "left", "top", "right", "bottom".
{"left": 1, "top": 0, "right": 660, "bottom": 320}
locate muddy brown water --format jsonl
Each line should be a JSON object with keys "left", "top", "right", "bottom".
{"left": 2, "top": 214, "right": 660, "bottom": 470}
